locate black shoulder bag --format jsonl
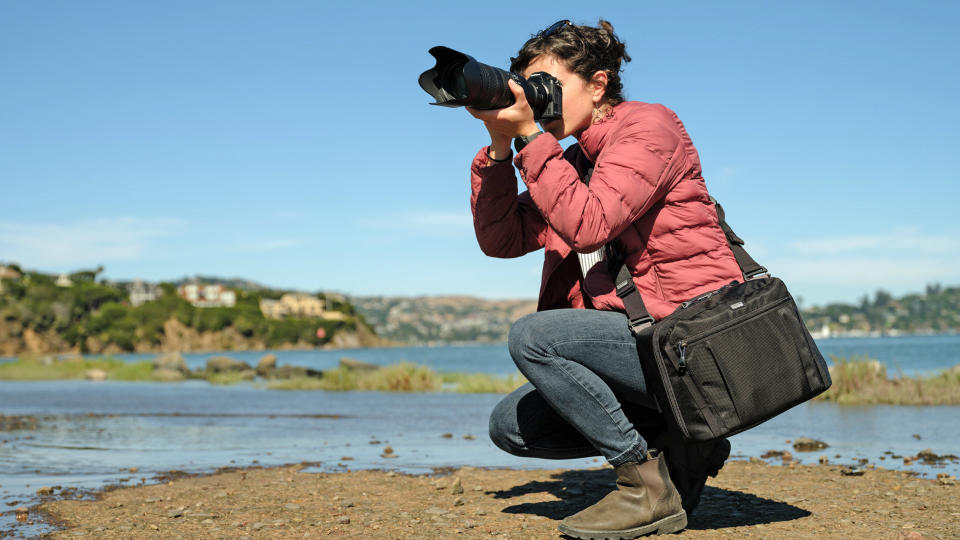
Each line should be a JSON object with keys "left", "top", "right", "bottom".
{"left": 615, "top": 198, "right": 832, "bottom": 442}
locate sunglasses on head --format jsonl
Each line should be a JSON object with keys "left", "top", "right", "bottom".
{"left": 536, "top": 19, "right": 584, "bottom": 40}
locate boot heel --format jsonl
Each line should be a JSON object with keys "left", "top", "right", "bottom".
{"left": 656, "top": 510, "right": 687, "bottom": 534}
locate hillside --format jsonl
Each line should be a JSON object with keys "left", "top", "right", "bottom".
{"left": 351, "top": 284, "right": 960, "bottom": 344}
{"left": 0, "top": 265, "right": 381, "bottom": 356}
{"left": 348, "top": 295, "right": 537, "bottom": 344}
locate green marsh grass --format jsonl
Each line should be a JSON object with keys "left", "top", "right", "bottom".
{"left": 815, "top": 355, "right": 960, "bottom": 405}
{"left": 0, "top": 355, "right": 161, "bottom": 382}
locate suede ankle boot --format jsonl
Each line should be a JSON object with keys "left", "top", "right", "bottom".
{"left": 558, "top": 450, "right": 686, "bottom": 539}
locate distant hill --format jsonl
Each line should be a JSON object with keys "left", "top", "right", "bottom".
{"left": 352, "top": 284, "right": 960, "bottom": 344}
{"left": 349, "top": 295, "right": 537, "bottom": 345}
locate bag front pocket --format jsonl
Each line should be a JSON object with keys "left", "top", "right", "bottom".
{"left": 672, "top": 296, "right": 815, "bottom": 435}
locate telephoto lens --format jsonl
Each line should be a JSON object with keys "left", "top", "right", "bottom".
{"left": 419, "top": 46, "right": 562, "bottom": 122}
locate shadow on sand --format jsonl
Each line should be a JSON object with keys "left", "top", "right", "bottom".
{"left": 490, "top": 469, "right": 810, "bottom": 530}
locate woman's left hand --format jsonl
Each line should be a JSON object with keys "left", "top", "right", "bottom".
{"left": 466, "top": 80, "right": 541, "bottom": 139}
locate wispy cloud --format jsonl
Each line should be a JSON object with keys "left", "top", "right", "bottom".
{"left": 790, "top": 227, "right": 960, "bottom": 256}
{"left": 0, "top": 217, "right": 185, "bottom": 268}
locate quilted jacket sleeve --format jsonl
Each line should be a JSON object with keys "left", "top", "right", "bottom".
{"left": 514, "top": 106, "right": 686, "bottom": 253}
{"left": 470, "top": 147, "right": 548, "bottom": 258}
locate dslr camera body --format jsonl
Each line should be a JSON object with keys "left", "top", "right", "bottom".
{"left": 418, "top": 46, "right": 562, "bottom": 122}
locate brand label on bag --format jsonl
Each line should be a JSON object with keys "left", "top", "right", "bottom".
{"left": 730, "top": 301, "right": 745, "bottom": 310}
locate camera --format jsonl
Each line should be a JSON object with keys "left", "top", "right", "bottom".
{"left": 418, "top": 46, "right": 562, "bottom": 122}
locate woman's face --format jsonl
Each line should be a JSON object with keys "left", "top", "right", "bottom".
{"left": 523, "top": 55, "right": 605, "bottom": 140}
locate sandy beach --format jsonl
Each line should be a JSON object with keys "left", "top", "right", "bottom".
{"left": 26, "top": 459, "right": 958, "bottom": 539}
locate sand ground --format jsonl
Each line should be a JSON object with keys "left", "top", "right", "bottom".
{"left": 26, "top": 459, "right": 960, "bottom": 539}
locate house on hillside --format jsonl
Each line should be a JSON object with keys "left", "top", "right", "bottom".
{"left": 55, "top": 273, "right": 73, "bottom": 287}
{"left": 0, "top": 265, "right": 22, "bottom": 293}
{"left": 259, "top": 293, "right": 338, "bottom": 319}
{"left": 178, "top": 283, "right": 236, "bottom": 308}
{"left": 128, "top": 280, "right": 161, "bottom": 306}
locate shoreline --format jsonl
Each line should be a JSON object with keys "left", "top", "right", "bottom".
{"left": 21, "top": 459, "right": 959, "bottom": 539}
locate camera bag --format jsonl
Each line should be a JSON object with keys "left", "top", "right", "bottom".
{"left": 614, "top": 198, "right": 832, "bottom": 442}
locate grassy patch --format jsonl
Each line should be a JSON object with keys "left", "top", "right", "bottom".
{"left": 441, "top": 371, "right": 527, "bottom": 394}
{"left": 0, "top": 355, "right": 159, "bottom": 382}
{"left": 267, "top": 362, "right": 442, "bottom": 392}
{"left": 266, "top": 363, "right": 527, "bottom": 393}
{"left": 815, "top": 355, "right": 960, "bottom": 405}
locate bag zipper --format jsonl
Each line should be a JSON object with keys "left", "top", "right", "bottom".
{"left": 679, "top": 281, "right": 739, "bottom": 309}
{"left": 675, "top": 296, "right": 792, "bottom": 371}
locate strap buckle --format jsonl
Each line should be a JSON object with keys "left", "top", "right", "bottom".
{"left": 627, "top": 315, "right": 654, "bottom": 335}
{"left": 745, "top": 266, "right": 769, "bottom": 280}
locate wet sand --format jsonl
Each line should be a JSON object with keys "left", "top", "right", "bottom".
{"left": 30, "top": 460, "right": 959, "bottom": 539}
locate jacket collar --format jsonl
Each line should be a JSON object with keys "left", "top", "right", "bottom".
{"left": 574, "top": 102, "right": 623, "bottom": 162}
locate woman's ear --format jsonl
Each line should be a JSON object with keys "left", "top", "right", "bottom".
{"left": 590, "top": 71, "right": 609, "bottom": 103}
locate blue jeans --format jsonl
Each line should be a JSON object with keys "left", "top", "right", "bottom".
{"left": 489, "top": 309, "right": 665, "bottom": 467}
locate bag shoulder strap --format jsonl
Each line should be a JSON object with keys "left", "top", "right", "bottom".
{"left": 615, "top": 197, "right": 767, "bottom": 334}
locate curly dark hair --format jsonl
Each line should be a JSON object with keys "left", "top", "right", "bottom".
{"left": 510, "top": 20, "right": 631, "bottom": 106}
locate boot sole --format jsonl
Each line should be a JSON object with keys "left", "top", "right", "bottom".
{"left": 558, "top": 509, "right": 687, "bottom": 539}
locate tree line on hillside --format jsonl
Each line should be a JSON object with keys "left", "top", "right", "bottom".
{"left": 801, "top": 283, "right": 960, "bottom": 335}
{"left": 0, "top": 265, "right": 369, "bottom": 353}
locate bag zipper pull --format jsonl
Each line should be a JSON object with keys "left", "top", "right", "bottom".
{"left": 677, "top": 342, "right": 687, "bottom": 375}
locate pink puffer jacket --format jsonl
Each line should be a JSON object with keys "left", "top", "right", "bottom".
{"left": 470, "top": 101, "right": 742, "bottom": 320}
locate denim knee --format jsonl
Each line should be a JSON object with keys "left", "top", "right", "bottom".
{"left": 488, "top": 394, "right": 525, "bottom": 456}
{"left": 508, "top": 312, "right": 555, "bottom": 372}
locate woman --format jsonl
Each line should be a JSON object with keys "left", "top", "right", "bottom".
{"left": 467, "top": 20, "right": 742, "bottom": 538}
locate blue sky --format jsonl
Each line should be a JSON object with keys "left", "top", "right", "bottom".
{"left": 1, "top": 1, "right": 958, "bottom": 307}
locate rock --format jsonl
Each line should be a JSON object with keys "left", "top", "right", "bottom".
{"left": 284, "top": 503, "right": 302, "bottom": 511}
{"left": 936, "top": 473, "right": 956, "bottom": 485}
{"left": 337, "top": 516, "right": 350, "bottom": 524}
{"left": 84, "top": 369, "right": 107, "bottom": 381}
{"left": 441, "top": 433, "right": 453, "bottom": 438}
{"left": 901, "top": 532, "right": 924, "bottom": 540}
{"left": 36, "top": 486, "right": 54, "bottom": 495}
{"left": 205, "top": 356, "right": 251, "bottom": 373}
{"left": 152, "top": 368, "right": 185, "bottom": 382}
{"left": 153, "top": 352, "right": 188, "bottom": 374}
{"left": 463, "top": 434, "right": 476, "bottom": 440}
{"left": 760, "top": 450, "right": 786, "bottom": 459}
{"left": 339, "top": 357, "right": 380, "bottom": 372}
{"left": 781, "top": 451, "right": 793, "bottom": 462}
{"left": 252, "top": 521, "right": 265, "bottom": 530}
{"left": 453, "top": 497, "right": 464, "bottom": 506}
{"left": 15, "top": 506, "right": 28, "bottom": 522}
{"left": 841, "top": 467, "right": 865, "bottom": 476}
{"left": 792, "top": 437, "right": 828, "bottom": 451}
{"left": 266, "top": 365, "right": 322, "bottom": 379}
{"left": 912, "top": 433, "right": 922, "bottom": 440}
{"left": 340, "top": 456, "right": 353, "bottom": 461}
{"left": 451, "top": 477, "right": 463, "bottom": 495}
{"left": 382, "top": 445, "right": 394, "bottom": 455}
{"left": 256, "top": 354, "right": 277, "bottom": 374}
{"left": 819, "top": 455, "right": 829, "bottom": 464}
